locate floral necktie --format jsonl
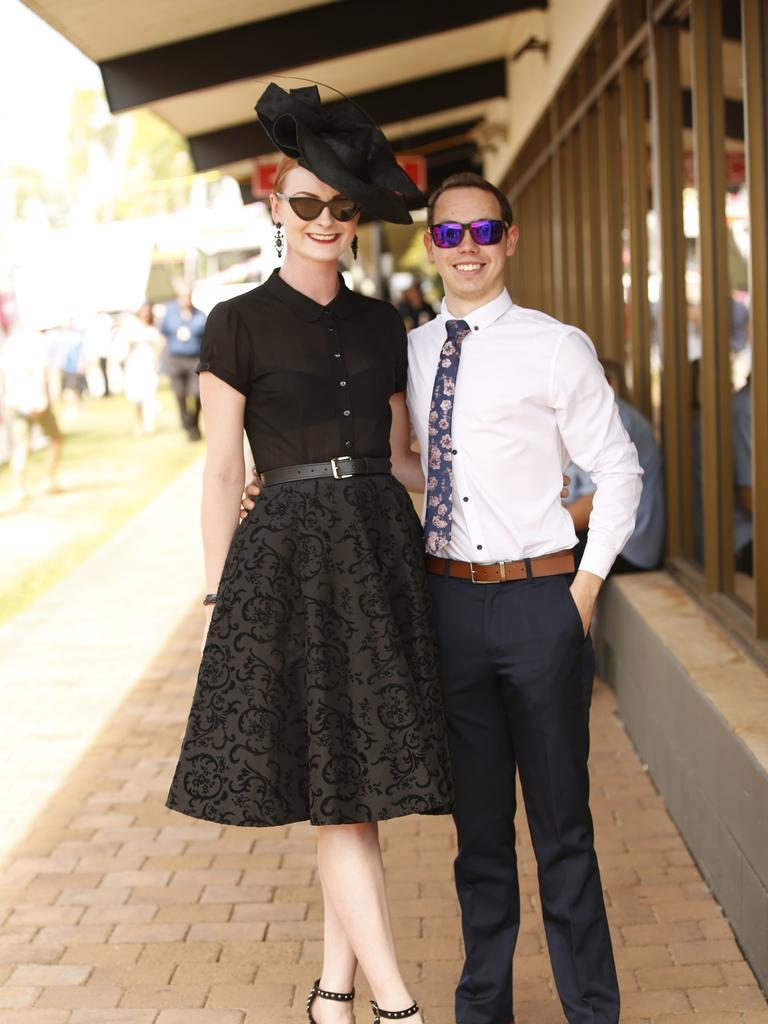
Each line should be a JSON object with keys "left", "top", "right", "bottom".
{"left": 424, "top": 319, "right": 471, "bottom": 554}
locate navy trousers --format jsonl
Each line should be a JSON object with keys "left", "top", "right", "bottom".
{"left": 427, "top": 570, "right": 620, "bottom": 1024}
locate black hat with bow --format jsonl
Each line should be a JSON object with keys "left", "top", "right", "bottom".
{"left": 255, "top": 83, "right": 424, "bottom": 225}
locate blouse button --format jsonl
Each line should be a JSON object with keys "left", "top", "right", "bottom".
{"left": 340, "top": 380, "right": 347, "bottom": 387}
{"left": 327, "top": 325, "right": 335, "bottom": 332}
{"left": 344, "top": 440, "right": 352, "bottom": 448}
{"left": 333, "top": 352, "right": 341, "bottom": 358}
{"left": 343, "top": 410, "right": 351, "bottom": 416}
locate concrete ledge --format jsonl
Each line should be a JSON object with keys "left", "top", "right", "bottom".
{"left": 595, "top": 571, "right": 768, "bottom": 990}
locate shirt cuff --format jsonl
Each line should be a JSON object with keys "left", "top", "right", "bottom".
{"left": 578, "top": 539, "right": 617, "bottom": 580}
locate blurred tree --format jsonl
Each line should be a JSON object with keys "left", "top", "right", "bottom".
{"left": 115, "top": 109, "right": 194, "bottom": 219}
{"left": 66, "top": 88, "right": 194, "bottom": 222}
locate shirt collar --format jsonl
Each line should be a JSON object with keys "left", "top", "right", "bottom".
{"left": 264, "top": 268, "right": 357, "bottom": 321}
{"left": 439, "top": 288, "right": 514, "bottom": 335}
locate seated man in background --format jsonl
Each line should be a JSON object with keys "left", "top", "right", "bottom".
{"left": 691, "top": 366, "right": 753, "bottom": 575}
{"left": 565, "top": 358, "right": 664, "bottom": 574}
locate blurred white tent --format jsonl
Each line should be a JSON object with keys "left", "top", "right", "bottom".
{"left": 12, "top": 219, "right": 156, "bottom": 328}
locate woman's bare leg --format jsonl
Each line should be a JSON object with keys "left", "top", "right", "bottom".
{"left": 314, "top": 822, "right": 423, "bottom": 1023}
{"left": 310, "top": 874, "right": 357, "bottom": 1023}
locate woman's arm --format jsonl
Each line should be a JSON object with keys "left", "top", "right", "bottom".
{"left": 389, "top": 391, "right": 425, "bottom": 494}
{"left": 199, "top": 372, "right": 247, "bottom": 617}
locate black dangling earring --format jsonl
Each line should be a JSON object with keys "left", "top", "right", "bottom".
{"left": 351, "top": 234, "right": 359, "bottom": 261}
{"left": 274, "top": 223, "right": 284, "bottom": 258}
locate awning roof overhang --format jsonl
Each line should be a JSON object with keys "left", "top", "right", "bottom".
{"left": 23, "top": 0, "right": 550, "bottom": 191}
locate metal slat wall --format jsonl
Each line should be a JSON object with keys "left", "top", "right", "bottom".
{"left": 502, "top": 0, "right": 767, "bottom": 658}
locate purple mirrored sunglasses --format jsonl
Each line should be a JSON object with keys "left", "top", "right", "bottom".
{"left": 429, "top": 219, "right": 508, "bottom": 248}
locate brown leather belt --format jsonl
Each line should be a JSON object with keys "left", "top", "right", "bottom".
{"left": 425, "top": 549, "right": 575, "bottom": 584}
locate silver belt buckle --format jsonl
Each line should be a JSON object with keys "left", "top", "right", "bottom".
{"left": 331, "top": 456, "right": 355, "bottom": 480}
{"left": 469, "top": 560, "right": 506, "bottom": 584}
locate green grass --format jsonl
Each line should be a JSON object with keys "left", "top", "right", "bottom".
{"left": 0, "top": 385, "right": 202, "bottom": 626}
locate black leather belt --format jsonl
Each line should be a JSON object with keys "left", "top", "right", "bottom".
{"left": 260, "top": 456, "right": 392, "bottom": 487}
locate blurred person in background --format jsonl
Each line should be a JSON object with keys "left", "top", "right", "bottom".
{"left": 0, "top": 323, "right": 63, "bottom": 503}
{"left": 48, "top": 322, "right": 87, "bottom": 420}
{"left": 83, "top": 311, "right": 115, "bottom": 397}
{"left": 161, "top": 283, "right": 206, "bottom": 441}
{"left": 119, "top": 302, "right": 163, "bottom": 436}
{"left": 564, "top": 358, "right": 664, "bottom": 574}
{"left": 690, "top": 320, "right": 753, "bottom": 576}
{"left": 397, "top": 278, "right": 436, "bottom": 331}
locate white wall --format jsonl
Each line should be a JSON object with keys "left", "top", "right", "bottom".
{"left": 483, "top": 0, "right": 614, "bottom": 187}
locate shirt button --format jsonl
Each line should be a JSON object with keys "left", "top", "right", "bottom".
{"left": 340, "top": 380, "right": 347, "bottom": 387}
{"left": 343, "top": 410, "right": 351, "bottom": 416}
{"left": 344, "top": 440, "right": 352, "bottom": 448}
{"left": 327, "top": 325, "right": 335, "bottom": 332}
{"left": 452, "top": 449, "right": 458, "bottom": 455}
{"left": 477, "top": 544, "right": 483, "bottom": 551}
{"left": 333, "top": 352, "right": 341, "bottom": 358}
{"left": 463, "top": 496, "right": 469, "bottom": 502}
{"left": 473, "top": 325, "right": 479, "bottom": 331}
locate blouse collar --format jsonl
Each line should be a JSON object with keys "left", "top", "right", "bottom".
{"left": 264, "top": 268, "right": 358, "bottom": 321}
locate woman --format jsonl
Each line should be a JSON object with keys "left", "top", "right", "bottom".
{"left": 166, "top": 83, "right": 452, "bottom": 1024}
{"left": 119, "top": 302, "right": 162, "bottom": 434}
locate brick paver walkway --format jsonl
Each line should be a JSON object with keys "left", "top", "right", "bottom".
{"left": 1, "top": 471, "right": 766, "bottom": 1023}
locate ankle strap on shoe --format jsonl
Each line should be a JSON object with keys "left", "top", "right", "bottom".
{"left": 310, "top": 979, "right": 355, "bottom": 1002}
{"left": 371, "top": 1000, "right": 419, "bottom": 1020}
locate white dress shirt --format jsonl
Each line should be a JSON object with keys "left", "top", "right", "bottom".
{"left": 406, "top": 289, "right": 643, "bottom": 580}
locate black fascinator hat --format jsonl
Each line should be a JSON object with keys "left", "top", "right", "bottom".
{"left": 256, "top": 83, "right": 424, "bottom": 225}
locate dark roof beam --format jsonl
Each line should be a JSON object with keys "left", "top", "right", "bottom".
{"left": 100, "top": 0, "right": 545, "bottom": 112}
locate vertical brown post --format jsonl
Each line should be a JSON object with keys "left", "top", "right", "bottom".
{"left": 649, "top": 16, "right": 692, "bottom": 558}
{"left": 540, "top": 158, "right": 555, "bottom": 316}
{"left": 551, "top": 107, "right": 568, "bottom": 322}
{"left": 690, "top": 0, "right": 733, "bottom": 593}
{"left": 622, "top": 53, "right": 652, "bottom": 417}
{"left": 564, "top": 127, "right": 585, "bottom": 329}
{"left": 581, "top": 103, "right": 603, "bottom": 345}
{"left": 598, "top": 81, "right": 624, "bottom": 364}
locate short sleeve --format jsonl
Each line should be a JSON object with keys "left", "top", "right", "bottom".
{"left": 195, "top": 302, "right": 250, "bottom": 396}
{"left": 390, "top": 308, "right": 408, "bottom": 393}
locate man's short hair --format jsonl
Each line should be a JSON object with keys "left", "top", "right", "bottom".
{"left": 426, "top": 172, "right": 514, "bottom": 227}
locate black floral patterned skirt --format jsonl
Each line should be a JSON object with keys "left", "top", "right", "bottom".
{"left": 166, "top": 474, "right": 454, "bottom": 826}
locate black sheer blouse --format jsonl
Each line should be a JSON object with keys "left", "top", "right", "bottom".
{"left": 196, "top": 270, "right": 408, "bottom": 473}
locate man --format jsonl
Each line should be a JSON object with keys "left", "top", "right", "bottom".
{"left": 161, "top": 284, "right": 207, "bottom": 441}
{"left": 565, "top": 358, "right": 663, "bottom": 573}
{"left": 407, "top": 172, "right": 641, "bottom": 1024}
{"left": 0, "top": 323, "right": 63, "bottom": 503}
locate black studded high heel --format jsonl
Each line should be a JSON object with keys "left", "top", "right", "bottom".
{"left": 306, "top": 978, "right": 355, "bottom": 1023}
{"left": 370, "top": 998, "right": 420, "bottom": 1022}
